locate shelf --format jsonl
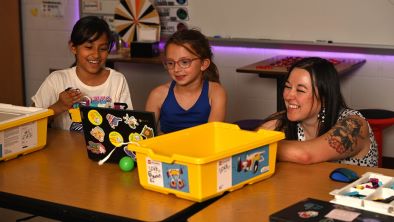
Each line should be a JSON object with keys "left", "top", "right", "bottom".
{"left": 107, "top": 50, "right": 162, "bottom": 65}
{"left": 236, "top": 56, "right": 366, "bottom": 77}
{"left": 209, "top": 38, "right": 394, "bottom": 55}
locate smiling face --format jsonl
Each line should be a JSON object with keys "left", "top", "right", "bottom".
{"left": 165, "top": 43, "right": 210, "bottom": 86}
{"left": 70, "top": 33, "right": 109, "bottom": 77}
{"left": 283, "top": 68, "right": 322, "bottom": 124}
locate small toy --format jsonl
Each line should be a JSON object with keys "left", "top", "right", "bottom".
{"left": 356, "top": 177, "right": 383, "bottom": 189}
{"left": 344, "top": 191, "right": 366, "bottom": 199}
{"left": 365, "top": 178, "right": 382, "bottom": 189}
{"left": 119, "top": 156, "right": 135, "bottom": 172}
{"left": 329, "top": 167, "right": 359, "bottom": 183}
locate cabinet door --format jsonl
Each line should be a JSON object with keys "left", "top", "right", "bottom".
{"left": 0, "top": 0, "right": 24, "bottom": 105}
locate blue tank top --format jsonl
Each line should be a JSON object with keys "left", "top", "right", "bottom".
{"left": 160, "top": 80, "right": 211, "bottom": 133}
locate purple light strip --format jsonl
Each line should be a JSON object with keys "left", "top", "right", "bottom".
{"left": 212, "top": 45, "right": 394, "bottom": 61}
{"left": 72, "top": 1, "right": 80, "bottom": 24}
{"left": 159, "top": 41, "right": 394, "bottom": 61}
{"left": 212, "top": 46, "right": 367, "bottom": 59}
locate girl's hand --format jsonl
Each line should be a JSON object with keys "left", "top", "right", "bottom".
{"left": 50, "top": 88, "right": 82, "bottom": 115}
{"left": 62, "top": 87, "right": 82, "bottom": 106}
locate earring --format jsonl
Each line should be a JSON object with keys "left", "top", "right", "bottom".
{"left": 318, "top": 107, "right": 326, "bottom": 123}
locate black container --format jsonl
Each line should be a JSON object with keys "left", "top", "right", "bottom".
{"left": 130, "top": 41, "right": 160, "bottom": 58}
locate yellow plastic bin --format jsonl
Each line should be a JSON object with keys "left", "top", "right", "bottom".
{"left": 127, "top": 122, "right": 285, "bottom": 202}
{"left": 0, "top": 103, "right": 53, "bottom": 161}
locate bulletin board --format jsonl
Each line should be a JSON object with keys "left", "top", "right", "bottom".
{"left": 186, "top": 0, "right": 394, "bottom": 47}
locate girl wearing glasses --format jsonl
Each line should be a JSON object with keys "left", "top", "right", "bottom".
{"left": 145, "top": 29, "right": 227, "bottom": 134}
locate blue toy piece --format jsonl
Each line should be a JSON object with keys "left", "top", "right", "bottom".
{"left": 329, "top": 167, "right": 359, "bottom": 183}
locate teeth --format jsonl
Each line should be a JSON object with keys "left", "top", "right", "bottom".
{"left": 88, "top": 60, "right": 99, "bottom": 64}
{"left": 288, "top": 104, "right": 299, "bottom": 109}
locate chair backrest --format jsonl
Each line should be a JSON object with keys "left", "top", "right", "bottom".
{"left": 358, "top": 109, "right": 394, "bottom": 167}
{"left": 233, "top": 119, "right": 265, "bottom": 131}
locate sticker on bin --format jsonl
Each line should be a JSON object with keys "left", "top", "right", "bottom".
{"left": 0, "top": 122, "right": 37, "bottom": 158}
{"left": 330, "top": 172, "right": 394, "bottom": 216}
{"left": 128, "top": 122, "right": 285, "bottom": 202}
{"left": 0, "top": 103, "right": 53, "bottom": 161}
{"left": 146, "top": 157, "right": 190, "bottom": 193}
{"left": 218, "top": 145, "right": 269, "bottom": 192}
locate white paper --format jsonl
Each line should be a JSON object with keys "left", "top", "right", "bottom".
{"left": 138, "top": 27, "right": 159, "bottom": 42}
{"left": 146, "top": 157, "right": 164, "bottom": 187}
{"left": 325, "top": 209, "right": 360, "bottom": 222}
{"left": 217, "top": 158, "right": 232, "bottom": 191}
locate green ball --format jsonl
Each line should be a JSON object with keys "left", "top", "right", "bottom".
{"left": 119, "top": 156, "right": 135, "bottom": 172}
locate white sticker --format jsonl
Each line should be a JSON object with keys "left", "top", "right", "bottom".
{"left": 217, "top": 157, "right": 232, "bottom": 191}
{"left": 81, "top": 0, "right": 100, "bottom": 12}
{"left": 21, "top": 122, "right": 37, "bottom": 149}
{"left": 325, "top": 209, "right": 360, "bottom": 222}
{"left": 2, "top": 122, "right": 37, "bottom": 156}
{"left": 146, "top": 157, "right": 164, "bottom": 187}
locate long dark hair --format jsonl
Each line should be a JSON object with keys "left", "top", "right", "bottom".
{"left": 275, "top": 57, "right": 348, "bottom": 139}
{"left": 164, "top": 29, "right": 220, "bottom": 83}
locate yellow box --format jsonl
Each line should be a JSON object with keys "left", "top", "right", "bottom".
{"left": 127, "top": 122, "right": 285, "bottom": 202}
{"left": 0, "top": 103, "right": 53, "bottom": 161}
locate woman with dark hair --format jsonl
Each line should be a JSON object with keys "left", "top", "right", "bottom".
{"left": 258, "top": 57, "right": 378, "bottom": 167}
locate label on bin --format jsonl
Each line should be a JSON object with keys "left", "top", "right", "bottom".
{"left": 217, "top": 145, "right": 270, "bottom": 192}
{"left": 217, "top": 158, "right": 232, "bottom": 191}
{"left": 146, "top": 157, "right": 190, "bottom": 193}
{"left": 0, "top": 122, "right": 37, "bottom": 157}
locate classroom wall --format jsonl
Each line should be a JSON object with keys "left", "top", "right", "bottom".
{"left": 0, "top": 1, "right": 24, "bottom": 105}
{"left": 21, "top": 1, "right": 394, "bottom": 158}
{"left": 21, "top": 0, "right": 78, "bottom": 105}
{"left": 188, "top": 0, "right": 394, "bottom": 46}
{"left": 115, "top": 47, "right": 394, "bottom": 158}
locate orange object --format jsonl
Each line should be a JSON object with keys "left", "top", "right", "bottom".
{"left": 359, "top": 109, "right": 394, "bottom": 167}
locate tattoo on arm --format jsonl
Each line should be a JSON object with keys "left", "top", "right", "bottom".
{"left": 326, "top": 117, "right": 364, "bottom": 154}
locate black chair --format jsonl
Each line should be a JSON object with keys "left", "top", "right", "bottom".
{"left": 233, "top": 119, "right": 265, "bottom": 131}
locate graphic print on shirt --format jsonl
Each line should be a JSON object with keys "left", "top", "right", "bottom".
{"left": 69, "top": 95, "right": 113, "bottom": 132}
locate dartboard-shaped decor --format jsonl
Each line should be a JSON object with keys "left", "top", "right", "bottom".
{"left": 114, "top": 0, "right": 161, "bottom": 44}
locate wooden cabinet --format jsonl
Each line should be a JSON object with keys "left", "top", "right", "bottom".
{"left": 0, "top": 1, "right": 24, "bottom": 105}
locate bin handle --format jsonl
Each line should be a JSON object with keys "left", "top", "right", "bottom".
{"left": 146, "top": 152, "right": 175, "bottom": 164}
{"left": 127, "top": 142, "right": 176, "bottom": 164}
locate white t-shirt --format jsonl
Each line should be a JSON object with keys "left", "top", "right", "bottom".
{"left": 32, "top": 67, "right": 133, "bottom": 130}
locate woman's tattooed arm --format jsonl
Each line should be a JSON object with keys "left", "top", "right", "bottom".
{"left": 326, "top": 117, "right": 364, "bottom": 154}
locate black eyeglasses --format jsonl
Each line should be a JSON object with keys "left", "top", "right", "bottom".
{"left": 162, "top": 58, "right": 201, "bottom": 70}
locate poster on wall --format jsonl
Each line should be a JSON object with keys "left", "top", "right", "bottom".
{"left": 152, "top": 0, "right": 189, "bottom": 36}
{"left": 80, "top": 0, "right": 119, "bottom": 31}
{"left": 81, "top": 0, "right": 101, "bottom": 12}
{"left": 29, "top": 0, "right": 66, "bottom": 18}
